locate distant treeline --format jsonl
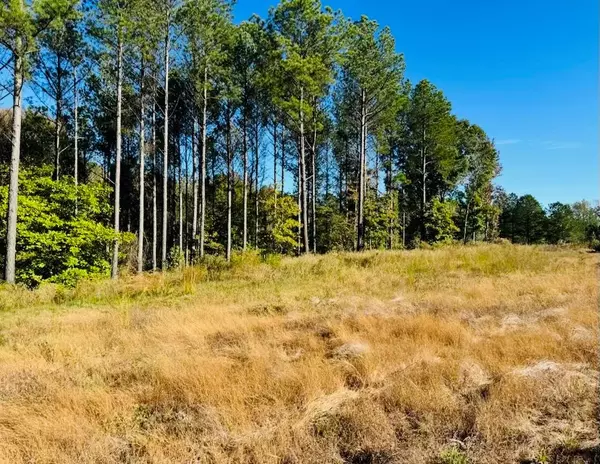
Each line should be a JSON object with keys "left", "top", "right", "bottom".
{"left": 1, "top": 0, "right": 597, "bottom": 286}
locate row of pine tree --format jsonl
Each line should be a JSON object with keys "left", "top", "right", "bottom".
{"left": 1, "top": 0, "right": 598, "bottom": 285}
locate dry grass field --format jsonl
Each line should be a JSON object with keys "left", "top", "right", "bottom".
{"left": 0, "top": 244, "right": 598, "bottom": 463}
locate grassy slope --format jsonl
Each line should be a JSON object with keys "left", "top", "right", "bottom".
{"left": 0, "top": 244, "right": 597, "bottom": 463}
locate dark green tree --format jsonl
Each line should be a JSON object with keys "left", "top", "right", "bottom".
{"left": 401, "top": 80, "right": 463, "bottom": 241}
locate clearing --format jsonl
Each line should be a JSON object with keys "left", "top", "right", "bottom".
{"left": 0, "top": 244, "right": 598, "bottom": 463}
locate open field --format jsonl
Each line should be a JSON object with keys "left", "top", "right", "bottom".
{"left": 0, "top": 244, "right": 598, "bottom": 463}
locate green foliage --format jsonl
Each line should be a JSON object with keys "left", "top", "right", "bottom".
{"left": 0, "top": 0, "right": 78, "bottom": 64}
{"left": 571, "top": 200, "right": 600, "bottom": 244}
{"left": 1, "top": 0, "right": 591, "bottom": 286}
{"left": 0, "top": 108, "right": 55, "bottom": 166}
{"left": 439, "top": 446, "right": 469, "bottom": 464}
{"left": 167, "top": 246, "right": 185, "bottom": 269}
{"left": 0, "top": 168, "right": 129, "bottom": 286}
{"left": 546, "top": 202, "right": 575, "bottom": 244}
{"left": 426, "top": 198, "right": 459, "bottom": 243}
{"left": 316, "top": 196, "right": 354, "bottom": 252}
{"left": 404, "top": 80, "right": 463, "bottom": 198}
{"left": 499, "top": 193, "right": 546, "bottom": 244}
{"left": 456, "top": 120, "right": 500, "bottom": 242}
{"left": 269, "top": 0, "right": 338, "bottom": 126}
{"left": 259, "top": 189, "right": 300, "bottom": 254}
{"left": 342, "top": 16, "right": 405, "bottom": 126}
{"left": 364, "top": 192, "right": 397, "bottom": 249}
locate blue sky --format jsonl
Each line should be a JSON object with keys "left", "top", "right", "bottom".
{"left": 237, "top": 0, "right": 598, "bottom": 205}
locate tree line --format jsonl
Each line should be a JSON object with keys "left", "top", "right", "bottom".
{"left": 1, "top": 0, "right": 597, "bottom": 286}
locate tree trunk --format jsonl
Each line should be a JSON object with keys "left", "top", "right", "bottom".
{"left": 184, "top": 136, "right": 190, "bottom": 264}
{"left": 273, "top": 120, "right": 277, "bottom": 206}
{"left": 254, "top": 120, "right": 259, "bottom": 246}
{"left": 161, "top": 23, "right": 170, "bottom": 269}
{"left": 280, "top": 125, "right": 285, "bottom": 192}
{"left": 178, "top": 136, "right": 183, "bottom": 256}
{"left": 152, "top": 83, "right": 157, "bottom": 271}
{"left": 386, "top": 159, "right": 393, "bottom": 249}
{"left": 226, "top": 104, "right": 232, "bottom": 262}
{"left": 311, "top": 123, "right": 317, "bottom": 253}
{"left": 54, "top": 55, "right": 63, "bottom": 181}
{"left": 137, "top": 61, "right": 145, "bottom": 274}
{"left": 299, "top": 87, "right": 310, "bottom": 253}
{"left": 192, "top": 117, "right": 198, "bottom": 259}
{"left": 357, "top": 89, "right": 366, "bottom": 251}
{"left": 199, "top": 65, "right": 207, "bottom": 258}
{"left": 4, "top": 36, "right": 23, "bottom": 284}
{"left": 420, "top": 127, "right": 427, "bottom": 241}
{"left": 297, "top": 156, "right": 301, "bottom": 254}
{"left": 374, "top": 147, "right": 379, "bottom": 199}
{"left": 402, "top": 210, "right": 406, "bottom": 248}
{"left": 463, "top": 200, "right": 470, "bottom": 244}
{"left": 111, "top": 37, "right": 123, "bottom": 279}
{"left": 242, "top": 106, "right": 248, "bottom": 250}
{"left": 73, "top": 66, "right": 79, "bottom": 216}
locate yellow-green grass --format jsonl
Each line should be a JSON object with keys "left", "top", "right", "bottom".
{"left": 0, "top": 244, "right": 597, "bottom": 463}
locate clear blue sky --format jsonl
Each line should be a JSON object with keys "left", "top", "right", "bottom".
{"left": 236, "top": 0, "right": 598, "bottom": 206}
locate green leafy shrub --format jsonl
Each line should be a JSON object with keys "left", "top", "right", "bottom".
{"left": 426, "top": 199, "right": 460, "bottom": 243}
{"left": 259, "top": 189, "right": 300, "bottom": 254}
{"left": 439, "top": 446, "right": 469, "bottom": 464}
{"left": 0, "top": 167, "right": 128, "bottom": 286}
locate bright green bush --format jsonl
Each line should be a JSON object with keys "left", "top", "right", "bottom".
{"left": 426, "top": 198, "right": 460, "bottom": 243}
{"left": 0, "top": 167, "right": 131, "bottom": 286}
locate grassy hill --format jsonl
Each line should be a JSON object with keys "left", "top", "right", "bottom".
{"left": 0, "top": 244, "right": 597, "bottom": 463}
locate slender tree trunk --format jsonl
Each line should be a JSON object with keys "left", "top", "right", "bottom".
{"left": 254, "top": 121, "right": 259, "bottom": 246}
{"left": 4, "top": 37, "right": 23, "bottom": 284}
{"left": 357, "top": 89, "right": 366, "bottom": 251}
{"left": 338, "top": 149, "right": 343, "bottom": 212}
{"left": 463, "top": 200, "right": 470, "bottom": 244}
{"left": 387, "top": 164, "right": 393, "bottom": 249}
{"left": 420, "top": 127, "right": 427, "bottom": 241}
{"left": 324, "top": 142, "right": 331, "bottom": 197}
{"left": 299, "top": 87, "right": 309, "bottom": 253}
{"left": 211, "top": 149, "right": 216, "bottom": 222}
{"left": 54, "top": 56, "right": 63, "bottom": 181}
{"left": 280, "top": 125, "right": 285, "bottom": 192}
{"left": 137, "top": 61, "right": 145, "bottom": 274}
{"left": 162, "top": 23, "right": 170, "bottom": 269}
{"left": 192, "top": 118, "right": 198, "bottom": 258}
{"left": 73, "top": 66, "right": 79, "bottom": 216}
{"left": 226, "top": 104, "right": 232, "bottom": 262}
{"left": 185, "top": 136, "right": 190, "bottom": 264}
{"left": 297, "top": 156, "right": 301, "bottom": 254}
{"left": 178, "top": 137, "right": 183, "bottom": 256}
{"left": 402, "top": 210, "right": 406, "bottom": 248}
{"left": 484, "top": 217, "right": 489, "bottom": 241}
{"left": 273, "top": 120, "right": 277, "bottom": 212}
{"left": 311, "top": 123, "right": 317, "bottom": 253}
{"left": 111, "top": 37, "right": 123, "bottom": 279}
{"left": 242, "top": 107, "right": 248, "bottom": 250}
{"left": 199, "top": 65, "right": 207, "bottom": 258}
{"left": 374, "top": 148, "right": 379, "bottom": 199}
{"left": 152, "top": 84, "right": 157, "bottom": 271}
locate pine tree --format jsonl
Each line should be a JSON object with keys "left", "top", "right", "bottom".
{"left": 341, "top": 17, "right": 404, "bottom": 250}
{"left": 455, "top": 120, "right": 500, "bottom": 242}
{"left": 129, "top": 0, "right": 161, "bottom": 273}
{"left": 179, "top": 0, "right": 233, "bottom": 259}
{"left": 268, "top": 0, "right": 338, "bottom": 253}
{"left": 401, "top": 80, "right": 461, "bottom": 241}
{"left": 0, "top": 0, "right": 77, "bottom": 283}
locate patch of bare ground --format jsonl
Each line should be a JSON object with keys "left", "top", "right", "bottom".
{"left": 0, "top": 245, "right": 597, "bottom": 463}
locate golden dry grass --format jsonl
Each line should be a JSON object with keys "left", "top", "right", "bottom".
{"left": 0, "top": 244, "right": 598, "bottom": 463}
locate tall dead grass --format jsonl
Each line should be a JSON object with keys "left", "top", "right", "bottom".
{"left": 0, "top": 244, "right": 597, "bottom": 463}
